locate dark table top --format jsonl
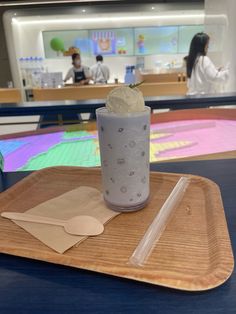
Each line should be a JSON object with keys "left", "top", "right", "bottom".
{"left": 0, "top": 159, "right": 235, "bottom": 314}
{"left": 1, "top": 92, "right": 236, "bottom": 116}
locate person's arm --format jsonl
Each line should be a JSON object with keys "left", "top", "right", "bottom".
{"left": 203, "top": 56, "right": 229, "bottom": 83}
{"left": 90, "top": 66, "right": 96, "bottom": 82}
{"left": 64, "top": 68, "right": 73, "bottom": 83}
{"left": 105, "top": 66, "right": 110, "bottom": 82}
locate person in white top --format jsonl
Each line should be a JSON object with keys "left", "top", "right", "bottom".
{"left": 64, "top": 53, "right": 91, "bottom": 85}
{"left": 91, "top": 55, "right": 110, "bottom": 84}
{"left": 186, "top": 32, "right": 229, "bottom": 95}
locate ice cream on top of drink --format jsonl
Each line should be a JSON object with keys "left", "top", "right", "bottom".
{"left": 106, "top": 86, "right": 145, "bottom": 114}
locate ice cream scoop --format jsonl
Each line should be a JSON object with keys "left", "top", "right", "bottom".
{"left": 106, "top": 86, "right": 145, "bottom": 114}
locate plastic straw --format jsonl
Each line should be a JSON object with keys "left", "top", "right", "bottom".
{"left": 129, "top": 176, "right": 190, "bottom": 266}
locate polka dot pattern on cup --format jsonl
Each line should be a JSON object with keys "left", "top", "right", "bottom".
{"left": 117, "top": 158, "right": 125, "bottom": 165}
{"left": 129, "top": 141, "right": 136, "bottom": 148}
{"left": 120, "top": 186, "right": 127, "bottom": 193}
{"left": 97, "top": 109, "right": 150, "bottom": 210}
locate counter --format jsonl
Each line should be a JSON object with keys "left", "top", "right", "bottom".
{"left": 0, "top": 88, "right": 22, "bottom": 103}
{"left": 32, "top": 82, "right": 187, "bottom": 101}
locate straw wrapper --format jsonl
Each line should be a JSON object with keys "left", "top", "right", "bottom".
{"left": 129, "top": 177, "right": 190, "bottom": 266}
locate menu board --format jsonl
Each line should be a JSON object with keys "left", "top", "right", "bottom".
{"left": 42, "top": 25, "right": 204, "bottom": 59}
{"left": 42, "top": 30, "right": 90, "bottom": 58}
{"left": 134, "top": 26, "right": 178, "bottom": 55}
{"left": 89, "top": 28, "right": 134, "bottom": 56}
{"left": 178, "top": 25, "right": 204, "bottom": 53}
{"left": 43, "top": 28, "right": 134, "bottom": 58}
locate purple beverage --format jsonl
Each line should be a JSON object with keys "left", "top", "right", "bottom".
{"left": 96, "top": 86, "right": 150, "bottom": 212}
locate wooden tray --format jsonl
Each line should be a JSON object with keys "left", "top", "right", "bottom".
{"left": 0, "top": 167, "right": 234, "bottom": 291}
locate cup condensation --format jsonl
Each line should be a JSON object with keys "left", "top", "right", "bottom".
{"left": 96, "top": 106, "right": 150, "bottom": 212}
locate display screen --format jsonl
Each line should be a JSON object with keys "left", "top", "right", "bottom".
{"left": 42, "top": 25, "right": 204, "bottom": 59}
{"left": 42, "top": 30, "right": 90, "bottom": 58}
{"left": 89, "top": 28, "right": 134, "bottom": 56}
{"left": 178, "top": 25, "right": 204, "bottom": 53}
{"left": 42, "top": 28, "right": 134, "bottom": 58}
{"left": 134, "top": 26, "right": 178, "bottom": 55}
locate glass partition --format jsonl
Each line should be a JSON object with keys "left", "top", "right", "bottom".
{"left": 3, "top": 1, "right": 233, "bottom": 98}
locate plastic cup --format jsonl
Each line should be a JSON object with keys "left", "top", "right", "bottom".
{"left": 96, "top": 106, "right": 150, "bottom": 212}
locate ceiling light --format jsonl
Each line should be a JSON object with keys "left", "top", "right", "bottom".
{"left": 0, "top": 0, "right": 104, "bottom": 6}
{"left": 14, "top": 14, "right": 205, "bottom": 25}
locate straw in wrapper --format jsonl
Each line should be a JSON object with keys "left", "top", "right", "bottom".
{"left": 129, "top": 177, "right": 190, "bottom": 266}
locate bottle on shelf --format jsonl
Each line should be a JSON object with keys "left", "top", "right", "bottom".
{"left": 7, "top": 81, "right": 13, "bottom": 88}
{"left": 19, "top": 57, "right": 26, "bottom": 87}
{"left": 31, "top": 57, "right": 42, "bottom": 87}
{"left": 24, "top": 57, "right": 32, "bottom": 86}
{"left": 38, "top": 57, "right": 44, "bottom": 72}
{"left": 19, "top": 56, "right": 45, "bottom": 88}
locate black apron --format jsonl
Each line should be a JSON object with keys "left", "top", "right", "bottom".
{"left": 74, "top": 69, "right": 86, "bottom": 83}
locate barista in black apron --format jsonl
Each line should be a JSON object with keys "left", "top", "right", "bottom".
{"left": 64, "top": 53, "right": 91, "bottom": 85}
{"left": 74, "top": 69, "right": 86, "bottom": 83}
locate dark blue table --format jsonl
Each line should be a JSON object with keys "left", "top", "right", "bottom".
{"left": 0, "top": 159, "right": 235, "bottom": 314}
{"left": 1, "top": 92, "right": 236, "bottom": 117}
{"left": 1, "top": 93, "right": 236, "bottom": 128}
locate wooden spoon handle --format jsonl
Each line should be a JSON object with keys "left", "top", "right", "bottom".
{"left": 1, "top": 212, "right": 65, "bottom": 226}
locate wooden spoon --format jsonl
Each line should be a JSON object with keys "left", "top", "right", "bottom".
{"left": 1, "top": 212, "right": 104, "bottom": 236}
